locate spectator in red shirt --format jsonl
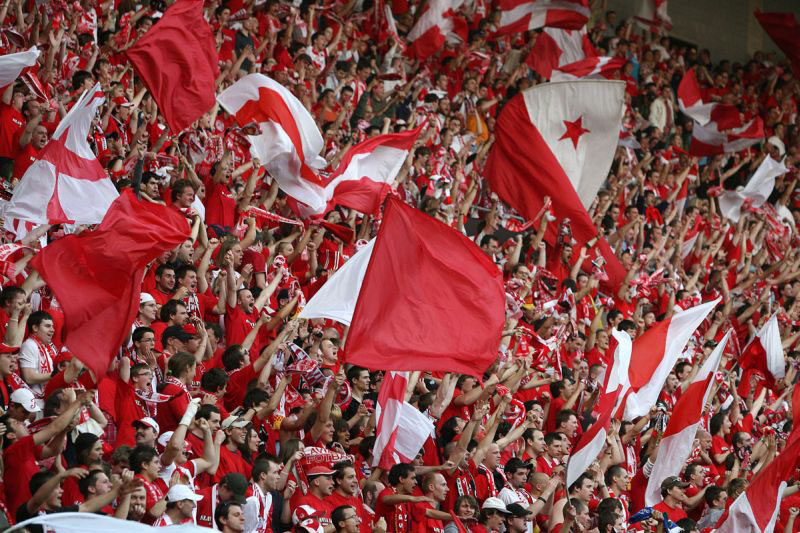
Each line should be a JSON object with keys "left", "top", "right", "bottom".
{"left": 653, "top": 476, "right": 690, "bottom": 522}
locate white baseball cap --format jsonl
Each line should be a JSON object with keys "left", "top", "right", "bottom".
{"left": 140, "top": 293, "right": 156, "bottom": 305}
{"left": 482, "top": 497, "right": 510, "bottom": 514}
{"left": 10, "top": 388, "right": 40, "bottom": 413}
{"left": 166, "top": 484, "right": 203, "bottom": 503}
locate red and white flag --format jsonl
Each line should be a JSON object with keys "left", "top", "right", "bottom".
{"left": 550, "top": 56, "right": 625, "bottom": 81}
{"left": 677, "top": 68, "right": 714, "bottom": 126}
{"left": 567, "top": 329, "right": 631, "bottom": 488}
{"left": 614, "top": 299, "right": 719, "bottom": 420}
{"left": 739, "top": 314, "right": 785, "bottom": 394}
{"left": 718, "top": 156, "right": 787, "bottom": 222}
{"left": 299, "top": 238, "right": 375, "bottom": 326}
{"left": 525, "top": 27, "right": 595, "bottom": 79}
{"left": 635, "top": 0, "right": 671, "bottom": 31}
{"left": 372, "top": 371, "right": 435, "bottom": 470}
{"left": 494, "top": 0, "right": 590, "bottom": 36}
{"left": 298, "top": 127, "right": 423, "bottom": 216}
{"left": 0, "top": 47, "right": 39, "bottom": 89}
{"left": 716, "top": 426, "right": 800, "bottom": 532}
{"left": 4, "top": 83, "right": 118, "bottom": 225}
{"left": 484, "top": 79, "right": 626, "bottom": 288}
{"left": 406, "top": 0, "right": 468, "bottom": 59}
{"left": 645, "top": 330, "right": 730, "bottom": 506}
{"left": 689, "top": 115, "right": 764, "bottom": 157}
{"left": 217, "top": 74, "right": 327, "bottom": 213}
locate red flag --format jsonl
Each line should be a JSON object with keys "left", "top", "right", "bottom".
{"left": 125, "top": 0, "right": 219, "bottom": 132}
{"left": 754, "top": 11, "right": 800, "bottom": 74}
{"left": 525, "top": 27, "right": 595, "bottom": 79}
{"left": 494, "top": 0, "right": 590, "bottom": 35}
{"left": 738, "top": 314, "right": 785, "bottom": 396}
{"left": 344, "top": 196, "right": 504, "bottom": 376}
{"left": 31, "top": 190, "right": 190, "bottom": 379}
{"left": 716, "top": 426, "right": 800, "bottom": 532}
{"left": 484, "top": 80, "right": 625, "bottom": 289}
{"left": 406, "top": 0, "right": 468, "bottom": 59}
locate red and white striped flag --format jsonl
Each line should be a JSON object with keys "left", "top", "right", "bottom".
{"left": 4, "top": 83, "right": 118, "bottom": 225}
{"left": 739, "top": 314, "right": 785, "bottom": 395}
{"left": 677, "top": 69, "right": 714, "bottom": 126}
{"left": 217, "top": 74, "right": 327, "bottom": 213}
{"left": 406, "top": 0, "right": 468, "bottom": 59}
{"left": 372, "top": 371, "right": 435, "bottom": 470}
{"left": 566, "top": 329, "right": 631, "bottom": 488}
{"left": 298, "top": 126, "right": 423, "bottom": 216}
{"left": 550, "top": 56, "right": 625, "bottom": 81}
{"left": 689, "top": 114, "right": 764, "bottom": 157}
{"left": 614, "top": 299, "right": 719, "bottom": 420}
{"left": 645, "top": 330, "right": 730, "bottom": 505}
{"left": 494, "top": 0, "right": 590, "bottom": 36}
{"left": 525, "top": 27, "right": 595, "bottom": 79}
{"left": 716, "top": 426, "right": 800, "bottom": 532}
{"left": 0, "top": 47, "right": 39, "bottom": 89}
{"left": 634, "top": 0, "right": 672, "bottom": 31}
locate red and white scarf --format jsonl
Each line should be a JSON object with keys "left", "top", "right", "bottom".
{"left": 32, "top": 336, "right": 55, "bottom": 378}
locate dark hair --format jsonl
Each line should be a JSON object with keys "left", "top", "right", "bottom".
{"left": 555, "top": 409, "right": 578, "bottom": 429}
{"left": 132, "top": 326, "right": 155, "bottom": 344}
{"left": 215, "top": 501, "right": 242, "bottom": 529}
{"left": 710, "top": 412, "right": 728, "bottom": 436}
{"left": 331, "top": 505, "right": 353, "bottom": 531}
{"left": 222, "top": 345, "right": 246, "bottom": 372}
{"left": 170, "top": 179, "right": 195, "bottom": 202}
{"left": 74, "top": 433, "right": 101, "bottom": 466}
{"left": 159, "top": 300, "right": 184, "bottom": 323}
{"left": 29, "top": 470, "right": 57, "bottom": 496}
{"left": 0, "top": 286, "right": 24, "bottom": 308}
{"left": 704, "top": 485, "right": 726, "bottom": 506}
{"left": 604, "top": 465, "right": 625, "bottom": 487}
{"left": 155, "top": 263, "right": 175, "bottom": 279}
{"left": 79, "top": 469, "right": 107, "bottom": 498}
{"left": 346, "top": 365, "right": 368, "bottom": 384}
{"left": 544, "top": 432, "right": 563, "bottom": 446}
{"left": 387, "top": 463, "right": 415, "bottom": 486}
{"left": 129, "top": 445, "right": 159, "bottom": 474}
{"left": 243, "top": 388, "right": 269, "bottom": 410}
{"left": 196, "top": 404, "right": 220, "bottom": 421}
{"left": 167, "top": 352, "right": 196, "bottom": 378}
{"left": 175, "top": 264, "right": 198, "bottom": 282}
{"left": 28, "top": 310, "right": 53, "bottom": 330}
{"left": 252, "top": 455, "right": 280, "bottom": 483}
{"left": 201, "top": 368, "right": 229, "bottom": 394}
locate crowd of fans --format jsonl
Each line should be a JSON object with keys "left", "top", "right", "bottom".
{"left": 0, "top": 0, "right": 799, "bottom": 532}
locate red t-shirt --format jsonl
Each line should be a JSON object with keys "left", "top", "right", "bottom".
{"left": 12, "top": 143, "right": 40, "bottom": 179}
{"left": 376, "top": 487, "right": 411, "bottom": 533}
{"left": 327, "top": 491, "right": 372, "bottom": 533}
{"left": 411, "top": 501, "right": 444, "bottom": 533}
{"left": 653, "top": 501, "right": 688, "bottom": 522}
{"left": 3, "top": 435, "right": 43, "bottom": 514}
{"left": 0, "top": 104, "right": 24, "bottom": 159}
{"left": 213, "top": 445, "right": 250, "bottom": 483}
{"left": 204, "top": 181, "right": 237, "bottom": 228}
{"left": 136, "top": 474, "right": 165, "bottom": 525}
{"left": 156, "top": 382, "right": 190, "bottom": 433}
{"left": 224, "top": 303, "right": 260, "bottom": 349}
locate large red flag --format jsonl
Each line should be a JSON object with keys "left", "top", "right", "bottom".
{"left": 125, "top": 0, "right": 219, "bottom": 132}
{"left": 31, "top": 190, "right": 190, "bottom": 379}
{"left": 344, "top": 196, "right": 505, "bottom": 376}
{"left": 754, "top": 11, "right": 800, "bottom": 74}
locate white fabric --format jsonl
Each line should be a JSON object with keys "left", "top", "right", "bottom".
{"left": 298, "top": 238, "right": 374, "bottom": 325}
{"left": 5, "top": 84, "right": 118, "bottom": 225}
{"left": 498, "top": 0, "right": 590, "bottom": 32}
{"left": 619, "top": 299, "right": 719, "bottom": 420}
{"left": 0, "top": 47, "right": 39, "bottom": 88}
{"left": 716, "top": 481, "right": 787, "bottom": 533}
{"left": 520, "top": 80, "right": 625, "bottom": 208}
{"left": 645, "top": 330, "right": 730, "bottom": 506}
{"left": 718, "top": 156, "right": 788, "bottom": 222}
{"left": 407, "top": 0, "right": 464, "bottom": 43}
{"left": 217, "top": 74, "right": 327, "bottom": 212}
{"left": 8, "top": 512, "right": 214, "bottom": 532}
{"left": 756, "top": 314, "right": 786, "bottom": 380}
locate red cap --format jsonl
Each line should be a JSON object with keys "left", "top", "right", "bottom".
{"left": 306, "top": 465, "right": 335, "bottom": 477}
{"left": 183, "top": 324, "right": 198, "bottom": 336}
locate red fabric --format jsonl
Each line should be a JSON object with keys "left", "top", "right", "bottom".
{"left": 484, "top": 90, "right": 625, "bottom": 290}
{"left": 344, "top": 196, "right": 504, "bottom": 376}
{"left": 31, "top": 190, "right": 190, "bottom": 379}
{"left": 124, "top": 0, "right": 219, "bottom": 132}
{"left": 754, "top": 11, "right": 800, "bottom": 74}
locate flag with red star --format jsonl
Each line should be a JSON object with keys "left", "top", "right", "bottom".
{"left": 484, "top": 79, "right": 626, "bottom": 288}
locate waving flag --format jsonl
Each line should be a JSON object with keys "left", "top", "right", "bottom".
{"left": 716, "top": 426, "right": 800, "bottom": 532}
{"left": 345, "top": 196, "right": 504, "bottom": 377}
{"left": 567, "top": 329, "right": 631, "bottom": 488}
{"left": 525, "top": 27, "right": 595, "bottom": 79}
{"left": 635, "top": 0, "right": 671, "bottom": 31}
{"left": 689, "top": 115, "right": 764, "bottom": 157}
{"left": 550, "top": 56, "right": 625, "bottom": 81}
{"left": 495, "top": 0, "right": 590, "bottom": 36}
{"left": 645, "top": 330, "right": 730, "bottom": 506}
{"left": 299, "top": 239, "right": 375, "bottom": 325}
{"left": 299, "top": 127, "right": 423, "bottom": 216}
{"left": 5, "top": 83, "right": 119, "bottom": 225}
{"left": 30, "top": 190, "right": 190, "bottom": 380}
{"left": 0, "top": 47, "right": 39, "bottom": 89}
{"left": 677, "top": 69, "right": 715, "bottom": 126}
{"left": 615, "top": 299, "right": 719, "bottom": 420}
{"left": 406, "top": 0, "right": 468, "bottom": 59}
{"left": 739, "top": 314, "right": 785, "bottom": 396}
{"left": 125, "top": 0, "right": 219, "bottom": 132}
{"left": 217, "top": 74, "right": 327, "bottom": 213}
{"left": 718, "top": 156, "right": 787, "bottom": 222}
{"left": 484, "top": 80, "right": 625, "bottom": 288}
{"left": 372, "top": 371, "right": 435, "bottom": 470}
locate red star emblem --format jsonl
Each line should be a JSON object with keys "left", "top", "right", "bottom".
{"left": 558, "top": 116, "right": 591, "bottom": 149}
